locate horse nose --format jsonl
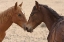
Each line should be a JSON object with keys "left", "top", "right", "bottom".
{"left": 25, "top": 27, "right": 33, "bottom": 32}
{"left": 25, "top": 27, "right": 28, "bottom": 30}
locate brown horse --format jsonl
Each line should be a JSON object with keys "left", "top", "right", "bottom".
{"left": 25, "top": 1, "right": 64, "bottom": 42}
{"left": 0, "top": 2, "right": 27, "bottom": 42}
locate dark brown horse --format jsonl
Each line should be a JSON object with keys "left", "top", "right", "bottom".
{"left": 0, "top": 2, "right": 27, "bottom": 42}
{"left": 25, "top": 1, "right": 64, "bottom": 42}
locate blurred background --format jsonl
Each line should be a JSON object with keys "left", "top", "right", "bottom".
{"left": 0, "top": 0, "right": 63, "bottom": 42}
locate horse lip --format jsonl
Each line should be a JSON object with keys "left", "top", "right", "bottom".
{"left": 27, "top": 29, "right": 33, "bottom": 33}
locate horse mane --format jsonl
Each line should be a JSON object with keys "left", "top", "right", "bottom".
{"left": 40, "top": 4, "right": 62, "bottom": 19}
{"left": 0, "top": 7, "right": 13, "bottom": 23}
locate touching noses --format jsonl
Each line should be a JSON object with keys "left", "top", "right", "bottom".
{"left": 25, "top": 27, "right": 33, "bottom": 32}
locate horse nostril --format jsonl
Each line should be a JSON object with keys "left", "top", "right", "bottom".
{"left": 25, "top": 27, "right": 28, "bottom": 30}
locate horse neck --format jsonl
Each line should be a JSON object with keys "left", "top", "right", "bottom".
{"left": 43, "top": 13, "right": 56, "bottom": 31}
{"left": 0, "top": 8, "right": 13, "bottom": 32}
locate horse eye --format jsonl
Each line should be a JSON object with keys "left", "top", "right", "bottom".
{"left": 18, "top": 14, "right": 21, "bottom": 17}
{"left": 31, "top": 12, "right": 36, "bottom": 16}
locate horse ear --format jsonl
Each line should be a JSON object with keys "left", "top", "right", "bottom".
{"left": 14, "top": 2, "right": 17, "bottom": 10}
{"left": 35, "top": 1, "right": 40, "bottom": 10}
{"left": 19, "top": 2, "right": 23, "bottom": 7}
